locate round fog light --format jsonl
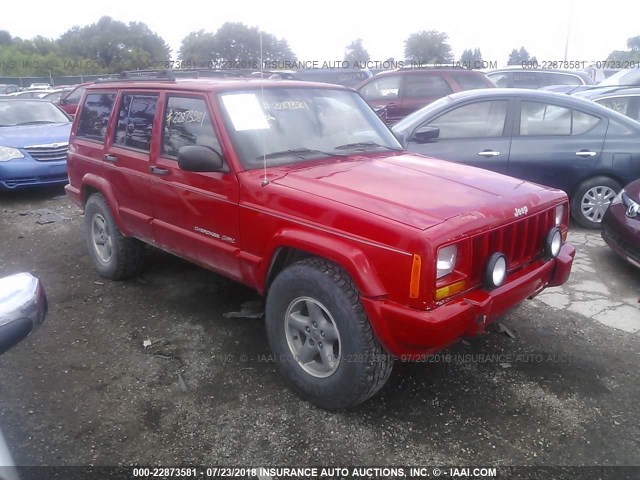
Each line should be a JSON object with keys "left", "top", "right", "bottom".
{"left": 545, "top": 227, "right": 562, "bottom": 259}
{"left": 484, "top": 253, "right": 507, "bottom": 290}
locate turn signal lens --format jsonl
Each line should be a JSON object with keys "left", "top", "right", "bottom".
{"left": 409, "top": 254, "right": 422, "bottom": 299}
{"left": 435, "top": 280, "right": 466, "bottom": 301}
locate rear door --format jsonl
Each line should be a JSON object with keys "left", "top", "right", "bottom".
{"left": 405, "top": 97, "right": 513, "bottom": 174}
{"left": 149, "top": 94, "right": 242, "bottom": 280}
{"left": 508, "top": 98, "right": 607, "bottom": 194}
{"left": 103, "top": 91, "right": 159, "bottom": 242}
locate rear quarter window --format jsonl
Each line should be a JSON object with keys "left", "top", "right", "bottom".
{"left": 76, "top": 93, "right": 116, "bottom": 142}
{"left": 451, "top": 72, "right": 492, "bottom": 90}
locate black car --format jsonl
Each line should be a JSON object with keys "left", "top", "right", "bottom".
{"left": 392, "top": 88, "right": 640, "bottom": 228}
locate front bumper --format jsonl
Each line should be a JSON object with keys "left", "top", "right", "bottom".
{"left": 362, "top": 242, "right": 575, "bottom": 358}
{"left": 0, "top": 157, "right": 67, "bottom": 190}
{"left": 602, "top": 203, "right": 640, "bottom": 269}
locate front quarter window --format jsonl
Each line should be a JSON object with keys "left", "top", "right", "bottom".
{"left": 219, "top": 88, "right": 401, "bottom": 169}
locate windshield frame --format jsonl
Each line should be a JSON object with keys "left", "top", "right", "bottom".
{"left": 216, "top": 86, "right": 402, "bottom": 170}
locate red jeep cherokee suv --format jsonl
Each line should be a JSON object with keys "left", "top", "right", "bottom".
{"left": 65, "top": 75, "right": 575, "bottom": 410}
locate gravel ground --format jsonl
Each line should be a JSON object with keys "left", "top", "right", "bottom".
{"left": 0, "top": 186, "right": 638, "bottom": 473}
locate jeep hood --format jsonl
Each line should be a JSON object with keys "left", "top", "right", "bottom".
{"left": 272, "top": 154, "right": 558, "bottom": 230}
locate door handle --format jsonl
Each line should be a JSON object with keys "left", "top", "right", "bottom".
{"left": 150, "top": 166, "right": 169, "bottom": 176}
{"left": 478, "top": 150, "right": 500, "bottom": 157}
{"left": 575, "top": 150, "right": 597, "bottom": 158}
{"left": 104, "top": 154, "right": 118, "bottom": 163}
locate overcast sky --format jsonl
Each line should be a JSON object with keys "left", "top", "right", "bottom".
{"left": 2, "top": 0, "right": 639, "bottom": 66}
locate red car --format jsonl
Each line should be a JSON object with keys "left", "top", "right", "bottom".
{"left": 65, "top": 76, "right": 574, "bottom": 409}
{"left": 356, "top": 68, "right": 496, "bottom": 124}
{"left": 56, "top": 82, "right": 92, "bottom": 117}
{"left": 602, "top": 179, "right": 640, "bottom": 269}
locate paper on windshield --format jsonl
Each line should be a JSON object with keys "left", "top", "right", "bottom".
{"left": 221, "top": 93, "right": 270, "bottom": 131}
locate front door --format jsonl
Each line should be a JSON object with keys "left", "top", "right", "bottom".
{"left": 149, "top": 94, "right": 242, "bottom": 280}
{"left": 405, "top": 98, "right": 512, "bottom": 175}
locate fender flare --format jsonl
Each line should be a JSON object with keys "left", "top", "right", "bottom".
{"left": 259, "top": 227, "right": 388, "bottom": 298}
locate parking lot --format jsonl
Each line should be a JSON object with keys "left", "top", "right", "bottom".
{"left": 0, "top": 186, "right": 638, "bottom": 468}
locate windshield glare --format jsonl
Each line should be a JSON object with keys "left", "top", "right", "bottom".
{"left": 0, "top": 101, "right": 70, "bottom": 126}
{"left": 219, "top": 88, "right": 401, "bottom": 169}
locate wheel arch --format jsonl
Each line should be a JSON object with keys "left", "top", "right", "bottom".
{"left": 260, "top": 229, "right": 388, "bottom": 299}
{"left": 80, "top": 174, "right": 131, "bottom": 236}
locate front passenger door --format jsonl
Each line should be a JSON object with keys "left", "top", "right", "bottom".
{"left": 149, "top": 95, "right": 242, "bottom": 280}
{"left": 405, "top": 99, "right": 512, "bottom": 174}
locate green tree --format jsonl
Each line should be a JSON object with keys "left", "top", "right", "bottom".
{"left": 178, "top": 30, "right": 217, "bottom": 67}
{"left": 507, "top": 46, "right": 532, "bottom": 65}
{"left": 179, "top": 22, "right": 296, "bottom": 68}
{"left": 344, "top": 38, "right": 370, "bottom": 66}
{"left": 0, "top": 30, "right": 12, "bottom": 46}
{"left": 607, "top": 35, "right": 640, "bottom": 63}
{"left": 460, "top": 48, "right": 483, "bottom": 68}
{"left": 404, "top": 30, "right": 453, "bottom": 64}
{"left": 57, "top": 16, "right": 170, "bottom": 72}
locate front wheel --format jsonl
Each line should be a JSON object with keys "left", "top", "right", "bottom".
{"left": 570, "top": 176, "right": 621, "bottom": 229}
{"left": 265, "top": 258, "right": 393, "bottom": 410}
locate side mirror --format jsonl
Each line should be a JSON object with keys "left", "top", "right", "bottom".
{"left": 177, "top": 146, "right": 224, "bottom": 172}
{"left": 412, "top": 126, "right": 440, "bottom": 143}
{"left": 0, "top": 273, "right": 47, "bottom": 356}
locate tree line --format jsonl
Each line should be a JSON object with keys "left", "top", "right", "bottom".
{"left": 0, "top": 16, "right": 638, "bottom": 77}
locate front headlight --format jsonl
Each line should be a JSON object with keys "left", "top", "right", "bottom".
{"left": 436, "top": 245, "right": 457, "bottom": 279}
{"left": 0, "top": 146, "right": 24, "bottom": 162}
{"left": 554, "top": 204, "right": 564, "bottom": 226}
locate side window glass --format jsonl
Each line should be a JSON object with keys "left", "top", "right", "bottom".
{"left": 404, "top": 75, "right": 452, "bottom": 98}
{"left": 76, "top": 93, "right": 116, "bottom": 142}
{"left": 359, "top": 76, "right": 401, "bottom": 100}
{"left": 114, "top": 94, "right": 159, "bottom": 151}
{"left": 543, "top": 73, "right": 582, "bottom": 86}
{"left": 453, "top": 73, "right": 490, "bottom": 90}
{"left": 572, "top": 110, "right": 600, "bottom": 135}
{"left": 595, "top": 97, "right": 631, "bottom": 116}
{"left": 520, "top": 101, "right": 571, "bottom": 136}
{"left": 65, "top": 85, "right": 86, "bottom": 104}
{"left": 511, "top": 72, "right": 541, "bottom": 88}
{"left": 427, "top": 100, "right": 507, "bottom": 139}
{"left": 162, "top": 96, "right": 220, "bottom": 159}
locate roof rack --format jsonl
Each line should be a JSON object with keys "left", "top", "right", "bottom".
{"left": 94, "top": 68, "right": 254, "bottom": 84}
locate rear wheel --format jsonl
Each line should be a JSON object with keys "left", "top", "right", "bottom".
{"left": 265, "top": 258, "right": 393, "bottom": 410}
{"left": 570, "top": 176, "right": 621, "bottom": 229}
{"left": 84, "top": 193, "right": 144, "bottom": 279}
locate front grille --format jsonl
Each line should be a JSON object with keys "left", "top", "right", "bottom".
{"left": 468, "top": 208, "right": 556, "bottom": 286}
{"left": 24, "top": 143, "right": 68, "bottom": 162}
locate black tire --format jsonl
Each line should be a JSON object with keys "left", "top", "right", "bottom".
{"left": 265, "top": 257, "right": 393, "bottom": 410}
{"left": 570, "top": 176, "right": 622, "bottom": 229}
{"left": 84, "top": 193, "right": 144, "bottom": 280}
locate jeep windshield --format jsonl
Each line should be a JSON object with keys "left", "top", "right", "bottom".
{"left": 218, "top": 87, "right": 402, "bottom": 169}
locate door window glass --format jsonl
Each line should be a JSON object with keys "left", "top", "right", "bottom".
{"left": 114, "top": 94, "right": 159, "bottom": 151}
{"left": 428, "top": 100, "right": 508, "bottom": 139}
{"left": 162, "top": 96, "right": 220, "bottom": 159}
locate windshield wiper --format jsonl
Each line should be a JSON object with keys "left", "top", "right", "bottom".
{"left": 257, "top": 148, "right": 347, "bottom": 160}
{"left": 16, "top": 121, "right": 56, "bottom": 125}
{"left": 335, "top": 141, "right": 404, "bottom": 152}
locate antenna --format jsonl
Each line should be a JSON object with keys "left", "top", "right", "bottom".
{"left": 260, "top": 30, "right": 269, "bottom": 187}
